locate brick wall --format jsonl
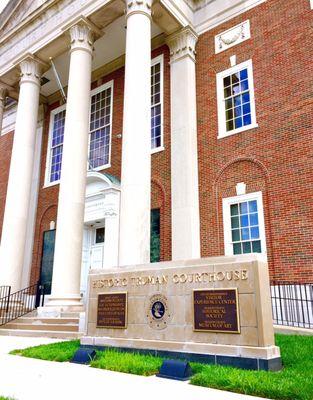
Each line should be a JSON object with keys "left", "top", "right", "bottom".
{"left": 196, "top": 0, "right": 313, "bottom": 282}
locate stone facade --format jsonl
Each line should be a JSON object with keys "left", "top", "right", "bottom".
{"left": 0, "top": 0, "right": 312, "bottom": 298}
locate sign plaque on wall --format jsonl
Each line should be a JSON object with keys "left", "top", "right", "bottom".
{"left": 97, "top": 292, "right": 127, "bottom": 329}
{"left": 193, "top": 288, "right": 240, "bottom": 333}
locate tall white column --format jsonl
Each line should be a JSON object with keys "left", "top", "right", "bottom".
{"left": 0, "top": 56, "right": 43, "bottom": 292}
{"left": 118, "top": 0, "right": 152, "bottom": 266}
{"left": 0, "top": 87, "right": 7, "bottom": 134}
{"left": 166, "top": 27, "right": 201, "bottom": 261}
{"left": 48, "top": 22, "right": 94, "bottom": 308}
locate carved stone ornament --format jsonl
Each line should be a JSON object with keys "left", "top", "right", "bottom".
{"left": 69, "top": 23, "right": 94, "bottom": 54}
{"left": 166, "top": 27, "right": 198, "bottom": 63}
{"left": 19, "top": 56, "right": 42, "bottom": 86}
{"left": 125, "top": 0, "right": 153, "bottom": 19}
{"left": 215, "top": 20, "right": 251, "bottom": 54}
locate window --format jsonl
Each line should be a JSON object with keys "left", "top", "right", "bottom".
{"left": 151, "top": 55, "right": 164, "bottom": 151}
{"left": 89, "top": 83, "right": 113, "bottom": 169}
{"left": 45, "top": 81, "right": 113, "bottom": 186}
{"left": 95, "top": 227, "right": 105, "bottom": 244}
{"left": 216, "top": 60, "right": 257, "bottom": 138}
{"left": 46, "top": 105, "right": 66, "bottom": 184}
{"left": 223, "top": 192, "right": 266, "bottom": 256}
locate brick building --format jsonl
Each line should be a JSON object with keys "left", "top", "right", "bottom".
{"left": 0, "top": 0, "right": 312, "bottom": 311}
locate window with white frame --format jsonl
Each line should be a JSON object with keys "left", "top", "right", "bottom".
{"left": 223, "top": 192, "right": 266, "bottom": 256}
{"left": 151, "top": 56, "right": 163, "bottom": 150}
{"left": 216, "top": 60, "right": 257, "bottom": 138}
{"left": 89, "top": 83, "right": 113, "bottom": 169}
{"left": 45, "top": 81, "right": 113, "bottom": 185}
{"left": 48, "top": 106, "right": 66, "bottom": 183}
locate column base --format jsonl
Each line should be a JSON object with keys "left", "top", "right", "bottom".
{"left": 38, "top": 294, "right": 85, "bottom": 317}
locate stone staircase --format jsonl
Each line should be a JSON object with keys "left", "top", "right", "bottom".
{"left": 0, "top": 311, "right": 82, "bottom": 339}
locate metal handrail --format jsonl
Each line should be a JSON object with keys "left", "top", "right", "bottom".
{"left": 0, "top": 286, "right": 11, "bottom": 299}
{"left": 0, "top": 282, "right": 45, "bottom": 326}
{"left": 271, "top": 282, "right": 313, "bottom": 329}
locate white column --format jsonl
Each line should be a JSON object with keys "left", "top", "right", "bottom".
{"left": 0, "top": 56, "right": 43, "bottom": 292}
{"left": 48, "top": 22, "right": 94, "bottom": 308}
{"left": 166, "top": 27, "right": 201, "bottom": 261}
{"left": 118, "top": 0, "right": 152, "bottom": 266}
{"left": 0, "top": 87, "right": 7, "bottom": 134}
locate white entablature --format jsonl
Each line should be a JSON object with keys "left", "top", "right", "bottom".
{"left": 0, "top": 0, "right": 267, "bottom": 87}
{"left": 0, "top": 0, "right": 185, "bottom": 84}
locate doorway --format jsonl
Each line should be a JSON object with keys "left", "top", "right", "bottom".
{"left": 39, "top": 229, "right": 56, "bottom": 295}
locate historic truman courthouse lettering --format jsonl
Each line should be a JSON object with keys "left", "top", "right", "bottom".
{"left": 92, "top": 269, "right": 249, "bottom": 288}
{"left": 0, "top": 0, "right": 311, "bottom": 367}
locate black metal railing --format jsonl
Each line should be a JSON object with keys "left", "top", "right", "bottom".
{"left": 0, "top": 282, "right": 45, "bottom": 326}
{"left": 0, "top": 286, "right": 11, "bottom": 300}
{"left": 271, "top": 282, "right": 313, "bottom": 329}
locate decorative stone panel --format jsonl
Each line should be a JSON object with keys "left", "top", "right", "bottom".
{"left": 215, "top": 20, "right": 250, "bottom": 54}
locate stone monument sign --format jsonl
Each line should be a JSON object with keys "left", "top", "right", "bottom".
{"left": 82, "top": 255, "right": 281, "bottom": 370}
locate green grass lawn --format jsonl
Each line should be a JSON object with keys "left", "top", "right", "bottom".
{"left": 10, "top": 334, "right": 313, "bottom": 400}
{"left": 0, "top": 397, "right": 16, "bottom": 400}
{"left": 190, "top": 335, "right": 313, "bottom": 400}
{"left": 10, "top": 340, "right": 80, "bottom": 362}
{"left": 90, "top": 350, "right": 163, "bottom": 376}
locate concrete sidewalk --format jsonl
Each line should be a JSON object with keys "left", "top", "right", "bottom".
{"left": 0, "top": 336, "right": 269, "bottom": 400}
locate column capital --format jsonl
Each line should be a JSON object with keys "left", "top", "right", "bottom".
{"left": 166, "top": 26, "right": 198, "bottom": 63}
{"left": 125, "top": 0, "right": 153, "bottom": 19}
{"left": 67, "top": 17, "right": 103, "bottom": 55}
{"left": 15, "top": 54, "right": 47, "bottom": 87}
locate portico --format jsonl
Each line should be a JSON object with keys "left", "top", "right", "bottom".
{"left": 0, "top": 0, "right": 201, "bottom": 311}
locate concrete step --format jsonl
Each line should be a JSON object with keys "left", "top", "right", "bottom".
{"left": 3, "top": 322, "right": 79, "bottom": 332}
{"left": 0, "top": 328, "right": 82, "bottom": 339}
{"left": 15, "top": 317, "right": 79, "bottom": 325}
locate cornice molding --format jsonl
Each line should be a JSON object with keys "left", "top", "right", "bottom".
{"left": 166, "top": 26, "right": 198, "bottom": 63}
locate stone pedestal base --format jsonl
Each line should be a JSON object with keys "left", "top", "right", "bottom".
{"left": 81, "top": 337, "right": 282, "bottom": 371}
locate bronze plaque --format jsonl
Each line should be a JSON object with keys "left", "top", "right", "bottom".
{"left": 193, "top": 288, "right": 240, "bottom": 333}
{"left": 97, "top": 292, "right": 127, "bottom": 329}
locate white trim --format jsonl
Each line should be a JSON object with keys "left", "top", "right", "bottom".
{"left": 222, "top": 191, "right": 267, "bottom": 256}
{"left": 44, "top": 103, "right": 66, "bottom": 188}
{"left": 88, "top": 80, "right": 114, "bottom": 171}
{"left": 216, "top": 59, "right": 257, "bottom": 139}
{"left": 195, "top": 0, "right": 266, "bottom": 35}
{"left": 151, "top": 54, "right": 164, "bottom": 152}
{"left": 151, "top": 146, "right": 165, "bottom": 155}
{"left": 310, "top": 0, "right": 313, "bottom": 9}
{"left": 1, "top": 103, "right": 17, "bottom": 136}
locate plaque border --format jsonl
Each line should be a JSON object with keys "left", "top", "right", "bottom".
{"left": 192, "top": 288, "right": 240, "bottom": 334}
{"left": 96, "top": 291, "right": 128, "bottom": 329}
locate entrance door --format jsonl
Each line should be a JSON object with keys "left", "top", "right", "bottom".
{"left": 90, "top": 226, "right": 105, "bottom": 269}
{"left": 39, "top": 230, "right": 56, "bottom": 295}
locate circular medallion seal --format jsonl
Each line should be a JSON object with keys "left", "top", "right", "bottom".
{"left": 146, "top": 294, "right": 172, "bottom": 330}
